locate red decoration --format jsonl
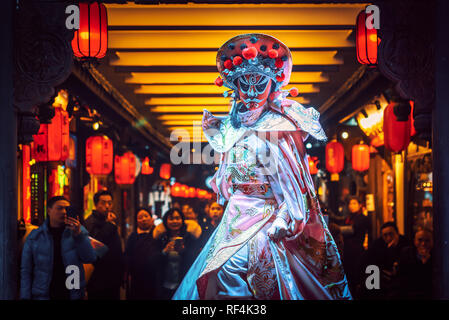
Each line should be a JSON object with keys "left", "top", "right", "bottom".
{"left": 224, "top": 59, "right": 233, "bottom": 69}
{"left": 86, "top": 135, "right": 113, "bottom": 175}
{"left": 114, "top": 152, "right": 136, "bottom": 185}
{"left": 233, "top": 56, "right": 243, "bottom": 66}
{"left": 160, "top": 163, "right": 171, "bottom": 180}
{"left": 268, "top": 49, "right": 279, "bottom": 59}
{"left": 242, "top": 46, "right": 258, "bottom": 60}
{"left": 308, "top": 156, "right": 319, "bottom": 175}
{"left": 356, "top": 10, "right": 379, "bottom": 65}
{"left": 275, "top": 58, "right": 284, "bottom": 68}
{"left": 325, "top": 141, "right": 344, "bottom": 173}
{"left": 187, "top": 187, "right": 197, "bottom": 198}
{"left": 72, "top": 2, "right": 108, "bottom": 59}
{"left": 289, "top": 87, "right": 299, "bottom": 97}
{"left": 215, "top": 77, "right": 223, "bottom": 87}
{"left": 32, "top": 107, "right": 70, "bottom": 162}
{"left": 171, "top": 182, "right": 182, "bottom": 197}
{"left": 352, "top": 143, "right": 370, "bottom": 171}
{"left": 383, "top": 102, "right": 411, "bottom": 152}
{"left": 276, "top": 73, "right": 285, "bottom": 82}
{"left": 410, "top": 100, "right": 417, "bottom": 137}
{"left": 141, "top": 157, "right": 154, "bottom": 175}
{"left": 22, "top": 145, "right": 31, "bottom": 224}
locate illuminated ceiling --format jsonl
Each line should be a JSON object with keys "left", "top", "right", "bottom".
{"left": 97, "top": 2, "right": 367, "bottom": 143}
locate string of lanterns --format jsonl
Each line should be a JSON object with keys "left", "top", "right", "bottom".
{"left": 171, "top": 182, "right": 212, "bottom": 199}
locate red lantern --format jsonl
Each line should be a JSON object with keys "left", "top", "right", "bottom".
{"left": 352, "top": 143, "right": 370, "bottom": 172}
{"left": 114, "top": 152, "right": 136, "bottom": 185}
{"left": 179, "top": 184, "right": 187, "bottom": 198}
{"left": 383, "top": 102, "right": 411, "bottom": 152}
{"left": 308, "top": 156, "right": 318, "bottom": 175}
{"left": 356, "top": 10, "right": 379, "bottom": 66}
{"left": 171, "top": 182, "right": 182, "bottom": 197}
{"left": 86, "top": 136, "right": 113, "bottom": 175}
{"left": 32, "top": 108, "right": 70, "bottom": 162}
{"left": 160, "top": 163, "right": 171, "bottom": 180}
{"left": 72, "top": 2, "right": 108, "bottom": 59}
{"left": 141, "top": 157, "right": 154, "bottom": 175}
{"left": 187, "top": 187, "right": 196, "bottom": 198}
{"left": 325, "top": 141, "right": 344, "bottom": 174}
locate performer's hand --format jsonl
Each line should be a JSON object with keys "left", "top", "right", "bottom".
{"left": 267, "top": 218, "right": 288, "bottom": 241}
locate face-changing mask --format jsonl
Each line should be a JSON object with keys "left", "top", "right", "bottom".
{"left": 237, "top": 73, "right": 272, "bottom": 126}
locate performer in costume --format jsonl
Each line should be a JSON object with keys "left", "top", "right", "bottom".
{"left": 173, "top": 34, "right": 351, "bottom": 300}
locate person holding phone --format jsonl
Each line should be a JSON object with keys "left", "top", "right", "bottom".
{"left": 154, "top": 208, "right": 197, "bottom": 299}
{"left": 20, "top": 196, "right": 96, "bottom": 300}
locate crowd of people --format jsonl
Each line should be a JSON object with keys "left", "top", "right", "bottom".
{"left": 324, "top": 195, "right": 434, "bottom": 300}
{"left": 18, "top": 189, "right": 433, "bottom": 300}
{"left": 19, "top": 190, "right": 224, "bottom": 300}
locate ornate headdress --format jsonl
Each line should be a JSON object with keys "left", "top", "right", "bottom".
{"left": 215, "top": 33, "right": 298, "bottom": 100}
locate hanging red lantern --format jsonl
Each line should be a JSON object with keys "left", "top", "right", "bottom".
{"left": 171, "top": 182, "right": 182, "bottom": 197}
{"left": 308, "top": 156, "right": 319, "bottom": 175}
{"left": 160, "top": 163, "right": 171, "bottom": 180}
{"left": 141, "top": 157, "right": 154, "bottom": 175}
{"left": 32, "top": 107, "right": 70, "bottom": 162}
{"left": 325, "top": 141, "right": 344, "bottom": 174}
{"left": 72, "top": 2, "right": 108, "bottom": 59}
{"left": 187, "top": 187, "right": 197, "bottom": 198}
{"left": 86, "top": 135, "right": 113, "bottom": 175}
{"left": 383, "top": 102, "right": 411, "bottom": 152}
{"left": 352, "top": 143, "right": 370, "bottom": 172}
{"left": 356, "top": 10, "right": 379, "bottom": 66}
{"left": 180, "top": 184, "right": 187, "bottom": 198}
{"left": 114, "top": 152, "right": 136, "bottom": 185}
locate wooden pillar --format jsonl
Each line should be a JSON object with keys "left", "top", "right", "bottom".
{"left": 434, "top": 0, "right": 449, "bottom": 300}
{"left": 0, "top": 0, "right": 17, "bottom": 300}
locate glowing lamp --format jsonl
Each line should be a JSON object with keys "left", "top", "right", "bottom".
{"left": 160, "top": 163, "right": 171, "bottom": 180}
{"left": 72, "top": 2, "right": 108, "bottom": 59}
{"left": 86, "top": 135, "right": 113, "bottom": 175}
{"left": 325, "top": 141, "right": 344, "bottom": 174}
{"left": 114, "top": 152, "right": 136, "bottom": 185}
{"left": 352, "top": 143, "right": 370, "bottom": 172}
{"left": 383, "top": 102, "right": 411, "bottom": 152}
{"left": 141, "top": 157, "right": 154, "bottom": 175}
{"left": 32, "top": 107, "right": 70, "bottom": 162}
{"left": 356, "top": 10, "right": 379, "bottom": 66}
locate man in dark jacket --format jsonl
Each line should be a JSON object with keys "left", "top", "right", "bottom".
{"left": 20, "top": 196, "right": 96, "bottom": 300}
{"left": 360, "top": 222, "right": 410, "bottom": 299}
{"left": 85, "top": 190, "right": 124, "bottom": 300}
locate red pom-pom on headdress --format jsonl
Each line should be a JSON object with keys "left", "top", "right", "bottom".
{"left": 289, "top": 87, "right": 299, "bottom": 97}
{"left": 224, "top": 59, "right": 233, "bottom": 70}
{"left": 268, "top": 49, "right": 279, "bottom": 59}
{"left": 242, "top": 47, "right": 258, "bottom": 60}
{"left": 233, "top": 56, "right": 243, "bottom": 66}
{"left": 275, "top": 58, "right": 284, "bottom": 68}
{"left": 215, "top": 77, "right": 223, "bottom": 87}
{"left": 276, "top": 73, "right": 285, "bottom": 82}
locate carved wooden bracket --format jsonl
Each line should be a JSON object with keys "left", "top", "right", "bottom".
{"left": 14, "top": 1, "right": 74, "bottom": 112}
{"left": 377, "top": 0, "right": 434, "bottom": 141}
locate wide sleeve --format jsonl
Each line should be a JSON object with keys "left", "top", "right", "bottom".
{"left": 266, "top": 131, "right": 315, "bottom": 238}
